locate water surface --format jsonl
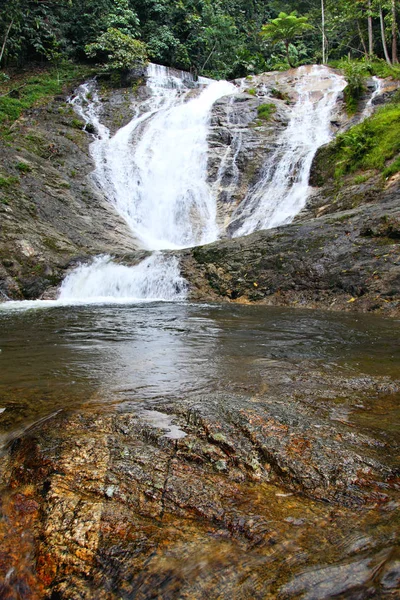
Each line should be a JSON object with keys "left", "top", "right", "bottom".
{"left": 1, "top": 303, "right": 399, "bottom": 447}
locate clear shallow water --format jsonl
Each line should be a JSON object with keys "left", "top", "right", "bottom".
{"left": 0, "top": 303, "right": 399, "bottom": 447}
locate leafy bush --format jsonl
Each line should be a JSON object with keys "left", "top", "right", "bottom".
{"left": 85, "top": 28, "right": 148, "bottom": 74}
{"left": 257, "top": 103, "right": 276, "bottom": 120}
{"left": 339, "top": 59, "right": 367, "bottom": 115}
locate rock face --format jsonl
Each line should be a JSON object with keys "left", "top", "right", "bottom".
{"left": 207, "top": 89, "right": 290, "bottom": 230}
{"left": 0, "top": 85, "right": 140, "bottom": 300}
{"left": 0, "top": 362, "right": 399, "bottom": 598}
{"left": 180, "top": 174, "right": 400, "bottom": 316}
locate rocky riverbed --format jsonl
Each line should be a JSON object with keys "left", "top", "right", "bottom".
{"left": 0, "top": 304, "right": 399, "bottom": 599}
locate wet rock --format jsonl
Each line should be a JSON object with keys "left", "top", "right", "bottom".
{"left": 180, "top": 176, "right": 400, "bottom": 316}
{"left": 279, "top": 549, "right": 392, "bottom": 599}
{"left": 0, "top": 361, "right": 399, "bottom": 598}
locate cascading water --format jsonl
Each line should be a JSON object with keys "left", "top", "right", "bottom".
{"left": 362, "top": 76, "right": 384, "bottom": 119}
{"left": 62, "top": 65, "right": 236, "bottom": 302}
{"left": 228, "top": 65, "right": 347, "bottom": 237}
{"left": 2, "top": 63, "right": 351, "bottom": 307}
{"left": 72, "top": 65, "right": 235, "bottom": 250}
{"left": 59, "top": 254, "right": 187, "bottom": 303}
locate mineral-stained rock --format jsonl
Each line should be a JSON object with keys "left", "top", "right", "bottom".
{"left": 0, "top": 363, "right": 399, "bottom": 598}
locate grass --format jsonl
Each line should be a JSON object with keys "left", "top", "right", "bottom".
{"left": 16, "top": 161, "right": 32, "bottom": 173}
{"left": 329, "top": 58, "right": 400, "bottom": 80}
{"left": 334, "top": 96, "right": 400, "bottom": 178}
{"left": 257, "top": 103, "right": 276, "bottom": 121}
{"left": 0, "top": 62, "right": 92, "bottom": 135}
{"left": 0, "top": 175, "right": 19, "bottom": 188}
{"left": 383, "top": 156, "right": 400, "bottom": 179}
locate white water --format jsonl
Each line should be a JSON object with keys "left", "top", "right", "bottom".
{"left": 2, "top": 64, "right": 348, "bottom": 308}
{"left": 0, "top": 254, "right": 187, "bottom": 310}
{"left": 362, "top": 76, "right": 384, "bottom": 119}
{"left": 59, "top": 254, "right": 187, "bottom": 302}
{"left": 229, "top": 66, "right": 346, "bottom": 236}
{"left": 72, "top": 65, "right": 235, "bottom": 250}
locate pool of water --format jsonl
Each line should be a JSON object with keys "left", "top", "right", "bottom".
{"left": 0, "top": 302, "right": 399, "bottom": 446}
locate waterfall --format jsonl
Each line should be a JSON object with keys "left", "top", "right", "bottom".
{"left": 3, "top": 64, "right": 349, "bottom": 307}
{"left": 228, "top": 66, "right": 346, "bottom": 236}
{"left": 72, "top": 66, "right": 235, "bottom": 250}
{"left": 362, "top": 76, "right": 384, "bottom": 119}
{"left": 59, "top": 254, "right": 187, "bottom": 303}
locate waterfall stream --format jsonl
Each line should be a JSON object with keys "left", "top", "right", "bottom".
{"left": 1, "top": 64, "right": 383, "bottom": 307}
{"left": 229, "top": 66, "right": 346, "bottom": 236}
{"left": 63, "top": 64, "right": 349, "bottom": 303}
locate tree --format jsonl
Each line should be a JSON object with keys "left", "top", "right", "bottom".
{"left": 85, "top": 28, "right": 148, "bottom": 75}
{"left": 260, "top": 11, "right": 313, "bottom": 68}
{"left": 103, "top": 0, "right": 139, "bottom": 37}
{"left": 392, "top": 0, "right": 398, "bottom": 63}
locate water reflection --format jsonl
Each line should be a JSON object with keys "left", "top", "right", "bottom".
{"left": 0, "top": 303, "right": 399, "bottom": 445}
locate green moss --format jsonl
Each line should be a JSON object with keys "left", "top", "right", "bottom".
{"left": 42, "top": 237, "right": 60, "bottom": 251}
{"left": 247, "top": 88, "right": 257, "bottom": 96}
{"left": 0, "top": 63, "right": 92, "bottom": 136}
{"left": 270, "top": 87, "right": 289, "bottom": 102}
{"left": 71, "top": 118, "right": 85, "bottom": 129}
{"left": 16, "top": 161, "right": 32, "bottom": 173}
{"left": 0, "top": 175, "right": 19, "bottom": 188}
{"left": 352, "top": 173, "right": 371, "bottom": 185}
{"left": 257, "top": 103, "right": 276, "bottom": 121}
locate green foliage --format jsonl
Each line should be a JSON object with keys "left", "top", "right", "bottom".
{"left": 0, "top": 63, "right": 92, "bottom": 133}
{"left": 257, "top": 103, "right": 276, "bottom": 120}
{"left": 16, "top": 162, "right": 32, "bottom": 173}
{"left": 261, "top": 11, "right": 313, "bottom": 68}
{"left": 85, "top": 28, "right": 148, "bottom": 74}
{"left": 0, "top": 1, "right": 399, "bottom": 81}
{"left": 247, "top": 88, "right": 257, "bottom": 96}
{"left": 334, "top": 96, "right": 400, "bottom": 177}
{"left": 339, "top": 59, "right": 367, "bottom": 115}
{"left": 104, "top": 0, "right": 139, "bottom": 36}
{"left": 0, "top": 175, "right": 19, "bottom": 188}
{"left": 383, "top": 156, "right": 400, "bottom": 179}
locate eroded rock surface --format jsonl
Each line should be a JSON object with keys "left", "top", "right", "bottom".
{"left": 180, "top": 174, "right": 400, "bottom": 316}
{"left": 0, "top": 362, "right": 399, "bottom": 598}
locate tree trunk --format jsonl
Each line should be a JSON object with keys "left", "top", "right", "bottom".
{"left": 357, "top": 20, "right": 368, "bottom": 57}
{"left": 0, "top": 19, "right": 14, "bottom": 67}
{"left": 392, "top": 0, "right": 398, "bottom": 63}
{"left": 368, "top": 0, "right": 374, "bottom": 56}
{"left": 321, "top": 0, "right": 326, "bottom": 63}
{"left": 380, "top": 5, "right": 392, "bottom": 65}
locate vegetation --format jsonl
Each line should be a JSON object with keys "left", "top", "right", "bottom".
{"left": 85, "top": 28, "right": 148, "bottom": 77}
{"left": 0, "top": 1, "right": 398, "bottom": 80}
{"left": 334, "top": 95, "right": 400, "bottom": 178}
{"left": 260, "top": 12, "right": 313, "bottom": 68}
{"left": 0, "top": 63, "right": 92, "bottom": 134}
{"left": 257, "top": 103, "right": 277, "bottom": 120}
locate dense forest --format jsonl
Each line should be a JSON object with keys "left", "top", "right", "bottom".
{"left": 0, "top": 0, "right": 399, "bottom": 80}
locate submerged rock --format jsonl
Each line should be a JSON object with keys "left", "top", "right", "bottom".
{"left": 0, "top": 364, "right": 399, "bottom": 598}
